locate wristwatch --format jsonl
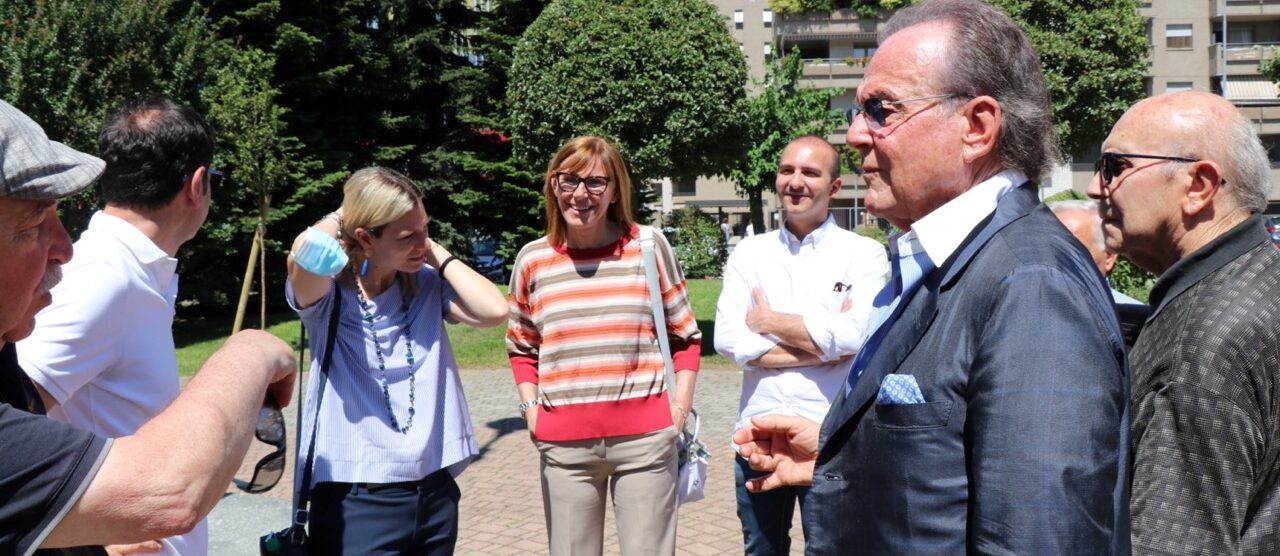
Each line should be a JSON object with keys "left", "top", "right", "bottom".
{"left": 518, "top": 399, "right": 540, "bottom": 415}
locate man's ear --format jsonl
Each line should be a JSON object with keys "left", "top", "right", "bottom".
{"left": 961, "top": 96, "right": 1001, "bottom": 163}
{"left": 1182, "top": 161, "right": 1225, "bottom": 217}
{"left": 184, "top": 166, "right": 207, "bottom": 205}
{"left": 829, "top": 176, "right": 843, "bottom": 197}
{"left": 1100, "top": 251, "right": 1117, "bottom": 276}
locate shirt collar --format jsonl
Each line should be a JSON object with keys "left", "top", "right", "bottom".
{"left": 1147, "top": 214, "right": 1268, "bottom": 318}
{"left": 904, "top": 169, "right": 1026, "bottom": 268}
{"left": 777, "top": 214, "right": 838, "bottom": 251}
{"left": 86, "top": 210, "right": 176, "bottom": 274}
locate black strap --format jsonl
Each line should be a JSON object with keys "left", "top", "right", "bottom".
{"left": 291, "top": 287, "right": 342, "bottom": 539}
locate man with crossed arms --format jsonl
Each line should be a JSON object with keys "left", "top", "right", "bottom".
{"left": 715, "top": 135, "right": 888, "bottom": 555}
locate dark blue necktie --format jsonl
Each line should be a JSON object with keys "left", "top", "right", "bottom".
{"left": 844, "top": 248, "right": 934, "bottom": 394}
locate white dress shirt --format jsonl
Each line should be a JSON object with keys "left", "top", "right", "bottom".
{"left": 18, "top": 211, "right": 202, "bottom": 555}
{"left": 904, "top": 169, "right": 1026, "bottom": 269}
{"left": 716, "top": 216, "right": 890, "bottom": 435}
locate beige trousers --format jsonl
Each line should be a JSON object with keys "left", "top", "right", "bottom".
{"left": 535, "top": 426, "right": 679, "bottom": 556}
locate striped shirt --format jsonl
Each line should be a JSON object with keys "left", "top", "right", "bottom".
{"left": 507, "top": 226, "right": 701, "bottom": 441}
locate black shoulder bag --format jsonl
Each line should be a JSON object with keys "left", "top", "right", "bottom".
{"left": 260, "top": 291, "right": 342, "bottom": 555}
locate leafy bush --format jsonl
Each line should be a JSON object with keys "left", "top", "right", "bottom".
{"left": 667, "top": 207, "right": 726, "bottom": 279}
{"left": 853, "top": 224, "right": 890, "bottom": 246}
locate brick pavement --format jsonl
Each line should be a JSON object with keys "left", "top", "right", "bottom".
{"left": 224, "top": 367, "right": 805, "bottom": 555}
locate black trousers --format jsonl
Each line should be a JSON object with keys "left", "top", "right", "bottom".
{"left": 309, "top": 468, "right": 461, "bottom": 555}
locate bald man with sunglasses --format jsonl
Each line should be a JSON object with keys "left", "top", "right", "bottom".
{"left": 1087, "top": 91, "right": 1280, "bottom": 555}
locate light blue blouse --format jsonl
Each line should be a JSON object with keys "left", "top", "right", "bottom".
{"left": 286, "top": 267, "right": 477, "bottom": 488}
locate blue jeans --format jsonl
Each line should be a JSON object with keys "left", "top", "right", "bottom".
{"left": 735, "top": 454, "right": 809, "bottom": 556}
{"left": 309, "top": 469, "right": 461, "bottom": 555}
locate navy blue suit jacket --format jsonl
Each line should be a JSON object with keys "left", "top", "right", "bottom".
{"left": 804, "top": 183, "right": 1131, "bottom": 555}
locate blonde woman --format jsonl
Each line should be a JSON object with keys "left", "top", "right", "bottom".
{"left": 506, "top": 136, "right": 702, "bottom": 555}
{"left": 286, "top": 167, "right": 507, "bottom": 555}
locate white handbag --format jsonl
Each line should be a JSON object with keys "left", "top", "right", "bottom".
{"left": 638, "top": 226, "right": 709, "bottom": 505}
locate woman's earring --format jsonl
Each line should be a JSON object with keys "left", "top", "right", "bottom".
{"left": 360, "top": 259, "right": 369, "bottom": 276}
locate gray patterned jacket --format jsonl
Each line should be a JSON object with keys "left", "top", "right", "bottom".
{"left": 1130, "top": 215, "right": 1280, "bottom": 556}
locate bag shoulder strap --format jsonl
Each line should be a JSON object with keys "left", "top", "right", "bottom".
{"left": 293, "top": 286, "right": 342, "bottom": 535}
{"left": 637, "top": 226, "right": 676, "bottom": 395}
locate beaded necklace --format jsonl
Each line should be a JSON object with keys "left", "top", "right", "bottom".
{"left": 355, "top": 278, "right": 416, "bottom": 433}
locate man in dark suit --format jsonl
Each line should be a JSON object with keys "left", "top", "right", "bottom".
{"left": 1088, "top": 91, "right": 1280, "bottom": 555}
{"left": 732, "top": 0, "right": 1131, "bottom": 553}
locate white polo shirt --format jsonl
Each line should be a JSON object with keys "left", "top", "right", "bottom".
{"left": 18, "top": 211, "right": 205, "bottom": 556}
{"left": 715, "top": 216, "right": 890, "bottom": 435}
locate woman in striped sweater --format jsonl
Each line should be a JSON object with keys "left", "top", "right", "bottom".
{"left": 506, "top": 136, "right": 702, "bottom": 555}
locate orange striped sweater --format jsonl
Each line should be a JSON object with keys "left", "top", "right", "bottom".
{"left": 506, "top": 225, "right": 702, "bottom": 441}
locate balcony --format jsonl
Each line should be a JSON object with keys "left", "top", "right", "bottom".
{"left": 800, "top": 58, "right": 867, "bottom": 89}
{"left": 1213, "top": 0, "right": 1280, "bottom": 19}
{"left": 775, "top": 8, "right": 884, "bottom": 44}
{"left": 1210, "top": 42, "right": 1280, "bottom": 75}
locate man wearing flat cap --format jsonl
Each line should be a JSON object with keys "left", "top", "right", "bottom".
{"left": 0, "top": 99, "right": 296, "bottom": 555}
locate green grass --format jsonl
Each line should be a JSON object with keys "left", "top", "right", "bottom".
{"left": 173, "top": 313, "right": 303, "bottom": 377}
{"left": 175, "top": 279, "right": 730, "bottom": 376}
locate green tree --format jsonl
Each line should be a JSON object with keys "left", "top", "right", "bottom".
{"left": 438, "top": 0, "right": 551, "bottom": 266}
{"left": 768, "top": 0, "right": 1147, "bottom": 158}
{"left": 0, "top": 0, "right": 217, "bottom": 231}
{"left": 994, "top": 0, "right": 1147, "bottom": 158}
{"left": 730, "top": 53, "right": 844, "bottom": 232}
{"left": 668, "top": 207, "right": 726, "bottom": 279}
{"left": 508, "top": 0, "right": 750, "bottom": 212}
{"left": 205, "top": 0, "right": 484, "bottom": 277}
{"left": 199, "top": 45, "right": 320, "bottom": 312}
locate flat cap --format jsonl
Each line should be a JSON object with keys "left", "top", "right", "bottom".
{"left": 0, "top": 99, "right": 103, "bottom": 200}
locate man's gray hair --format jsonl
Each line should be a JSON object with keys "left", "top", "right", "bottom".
{"left": 1217, "top": 112, "right": 1270, "bottom": 213}
{"left": 882, "top": 0, "right": 1061, "bottom": 182}
{"left": 1158, "top": 101, "right": 1271, "bottom": 213}
{"left": 1048, "top": 199, "right": 1105, "bottom": 252}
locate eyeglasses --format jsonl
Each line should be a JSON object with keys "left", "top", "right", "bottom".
{"left": 556, "top": 172, "right": 610, "bottom": 194}
{"left": 237, "top": 396, "right": 287, "bottom": 493}
{"left": 848, "top": 93, "right": 957, "bottom": 134}
{"left": 1093, "top": 152, "right": 1200, "bottom": 196}
{"left": 183, "top": 166, "right": 223, "bottom": 191}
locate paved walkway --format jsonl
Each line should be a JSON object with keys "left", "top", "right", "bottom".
{"left": 211, "top": 367, "right": 805, "bottom": 555}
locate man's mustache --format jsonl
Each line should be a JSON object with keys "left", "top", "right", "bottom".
{"left": 38, "top": 265, "right": 62, "bottom": 295}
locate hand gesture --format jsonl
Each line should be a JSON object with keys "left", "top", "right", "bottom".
{"left": 746, "top": 288, "right": 777, "bottom": 335}
{"left": 732, "top": 414, "right": 821, "bottom": 492}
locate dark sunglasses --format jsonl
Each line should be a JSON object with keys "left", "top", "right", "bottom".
{"left": 1093, "top": 152, "right": 1199, "bottom": 195}
{"left": 556, "top": 172, "right": 610, "bottom": 194}
{"left": 237, "top": 396, "right": 287, "bottom": 493}
{"left": 847, "top": 93, "right": 957, "bottom": 130}
{"left": 183, "top": 166, "right": 223, "bottom": 191}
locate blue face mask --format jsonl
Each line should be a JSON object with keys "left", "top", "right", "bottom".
{"left": 293, "top": 227, "right": 349, "bottom": 278}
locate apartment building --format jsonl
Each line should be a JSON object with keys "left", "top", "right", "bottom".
{"left": 691, "top": 0, "right": 1280, "bottom": 233}
{"left": 1068, "top": 0, "right": 1280, "bottom": 213}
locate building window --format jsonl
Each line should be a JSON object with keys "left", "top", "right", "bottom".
{"left": 1165, "top": 24, "right": 1192, "bottom": 49}
{"left": 764, "top": 43, "right": 772, "bottom": 58}
{"left": 1227, "top": 26, "right": 1255, "bottom": 45}
{"left": 734, "top": 9, "right": 744, "bottom": 30}
{"left": 763, "top": 9, "right": 773, "bottom": 28}
{"left": 674, "top": 180, "right": 696, "bottom": 196}
{"left": 1166, "top": 81, "right": 1194, "bottom": 93}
